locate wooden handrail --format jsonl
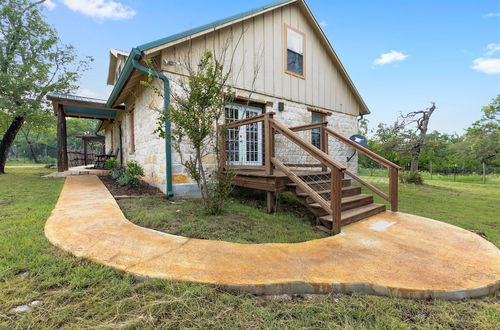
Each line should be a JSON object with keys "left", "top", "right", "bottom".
{"left": 270, "top": 119, "right": 346, "bottom": 172}
{"left": 223, "top": 112, "right": 274, "bottom": 129}
{"left": 345, "top": 169, "right": 390, "bottom": 202}
{"left": 324, "top": 127, "right": 402, "bottom": 170}
{"left": 272, "top": 158, "right": 331, "bottom": 212}
{"left": 289, "top": 121, "right": 328, "bottom": 132}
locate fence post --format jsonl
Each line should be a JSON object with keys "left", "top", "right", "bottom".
{"left": 330, "top": 168, "right": 342, "bottom": 235}
{"left": 389, "top": 167, "right": 398, "bottom": 212}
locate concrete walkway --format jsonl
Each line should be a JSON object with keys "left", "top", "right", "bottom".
{"left": 43, "top": 166, "right": 110, "bottom": 178}
{"left": 45, "top": 175, "right": 500, "bottom": 300}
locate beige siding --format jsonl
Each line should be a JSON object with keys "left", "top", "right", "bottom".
{"left": 160, "top": 2, "right": 362, "bottom": 117}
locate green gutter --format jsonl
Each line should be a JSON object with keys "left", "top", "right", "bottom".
{"left": 127, "top": 48, "right": 174, "bottom": 196}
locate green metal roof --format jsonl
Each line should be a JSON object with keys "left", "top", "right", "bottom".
{"left": 47, "top": 92, "right": 119, "bottom": 120}
{"left": 47, "top": 92, "right": 108, "bottom": 105}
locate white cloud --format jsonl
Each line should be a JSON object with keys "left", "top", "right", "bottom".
{"left": 485, "top": 43, "right": 500, "bottom": 55}
{"left": 43, "top": 0, "right": 57, "bottom": 11}
{"left": 471, "top": 58, "right": 500, "bottom": 74}
{"left": 319, "top": 21, "right": 328, "bottom": 27}
{"left": 373, "top": 50, "right": 408, "bottom": 65}
{"left": 483, "top": 12, "right": 500, "bottom": 18}
{"left": 61, "top": 0, "right": 136, "bottom": 20}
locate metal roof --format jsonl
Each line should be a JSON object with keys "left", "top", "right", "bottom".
{"left": 47, "top": 92, "right": 123, "bottom": 120}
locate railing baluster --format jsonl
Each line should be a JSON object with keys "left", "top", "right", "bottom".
{"left": 330, "top": 168, "right": 342, "bottom": 235}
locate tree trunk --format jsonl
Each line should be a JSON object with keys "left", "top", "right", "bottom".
{"left": 482, "top": 162, "right": 486, "bottom": 184}
{"left": 0, "top": 116, "right": 25, "bottom": 174}
{"left": 410, "top": 152, "right": 420, "bottom": 173}
{"left": 26, "top": 140, "right": 39, "bottom": 163}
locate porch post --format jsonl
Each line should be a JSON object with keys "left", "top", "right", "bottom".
{"left": 57, "top": 104, "right": 68, "bottom": 172}
{"left": 83, "top": 139, "right": 88, "bottom": 166}
{"left": 264, "top": 112, "right": 275, "bottom": 214}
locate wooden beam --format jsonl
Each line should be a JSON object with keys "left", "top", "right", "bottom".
{"left": 83, "top": 140, "right": 88, "bottom": 166}
{"left": 330, "top": 168, "right": 342, "bottom": 235}
{"left": 57, "top": 104, "right": 68, "bottom": 172}
{"left": 266, "top": 192, "right": 275, "bottom": 214}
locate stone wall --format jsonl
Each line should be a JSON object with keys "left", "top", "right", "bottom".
{"left": 104, "top": 75, "right": 359, "bottom": 196}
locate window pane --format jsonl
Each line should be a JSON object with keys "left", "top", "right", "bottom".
{"left": 286, "top": 27, "right": 304, "bottom": 76}
{"left": 287, "top": 50, "right": 303, "bottom": 76}
{"left": 287, "top": 28, "right": 303, "bottom": 55}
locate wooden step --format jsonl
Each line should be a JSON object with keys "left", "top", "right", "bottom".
{"left": 308, "top": 194, "right": 373, "bottom": 211}
{"left": 319, "top": 203, "right": 386, "bottom": 227}
{"left": 287, "top": 179, "right": 351, "bottom": 189}
{"left": 296, "top": 186, "right": 361, "bottom": 198}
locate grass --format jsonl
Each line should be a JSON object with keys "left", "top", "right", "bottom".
{"left": 119, "top": 191, "right": 326, "bottom": 244}
{"left": 0, "top": 168, "right": 499, "bottom": 328}
{"left": 359, "top": 167, "right": 500, "bottom": 185}
{"left": 356, "top": 174, "right": 500, "bottom": 247}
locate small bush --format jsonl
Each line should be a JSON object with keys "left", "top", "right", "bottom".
{"left": 104, "top": 158, "right": 119, "bottom": 170}
{"left": 115, "top": 160, "right": 144, "bottom": 188}
{"left": 125, "top": 160, "right": 144, "bottom": 177}
{"left": 116, "top": 172, "right": 139, "bottom": 187}
{"left": 111, "top": 168, "right": 123, "bottom": 180}
{"left": 400, "top": 171, "right": 424, "bottom": 184}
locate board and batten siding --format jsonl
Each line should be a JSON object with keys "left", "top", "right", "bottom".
{"left": 160, "top": 3, "right": 362, "bottom": 117}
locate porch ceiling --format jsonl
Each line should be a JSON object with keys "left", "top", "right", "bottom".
{"left": 47, "top": 92, "right": 126, "bottom": 120}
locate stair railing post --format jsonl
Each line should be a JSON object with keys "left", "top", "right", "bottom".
{"left": 320, "top": 122, "right": 328, "bottom": 172}
{"left": 219, "top": 125, "right": 226, "bottom": 173}
{"left": 264, "top": 112, "right": 274, "bottom": 176}
{"left": 330, "top": 167, "right": 342, "bottom": 235}
{"left": 389, "top": 167, "right": 398, "bottom": 212}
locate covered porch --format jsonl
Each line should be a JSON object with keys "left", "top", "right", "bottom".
{"left": 46, "top": 92, "right": 125, "bottom": 172}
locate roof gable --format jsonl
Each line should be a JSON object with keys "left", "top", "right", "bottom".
{"left": 108, "top": 0, "right": 369, "bottom": 114}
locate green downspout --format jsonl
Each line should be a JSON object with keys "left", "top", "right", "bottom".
{"left": 130, "top": 49, "right": 174, "bottom": 196}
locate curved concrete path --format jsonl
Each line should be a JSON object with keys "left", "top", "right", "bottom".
{"left": 45, "top": 176, "right": 500, "bottom": 300}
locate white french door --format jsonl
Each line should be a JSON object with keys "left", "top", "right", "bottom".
{"left": 225, "top": 104, "right": 263, "bottom": 166}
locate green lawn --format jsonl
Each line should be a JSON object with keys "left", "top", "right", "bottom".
{"left": 119, "top": 191, "right": 326, "bottom": 244}
{"left": 0, "top": 168, "right": 499, "bottom": 328}
{"left": 357, "top": 176, "right": 500, "bottom": 247}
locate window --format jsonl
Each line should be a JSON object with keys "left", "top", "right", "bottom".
{"left": 129, "top": 110, "right": 135, "bottom": 153}
{"left": 311, "top": 112, "right": 324, "bottom": 148}
{"left": 285, "top": 25, "right": 305, "bottom": 78}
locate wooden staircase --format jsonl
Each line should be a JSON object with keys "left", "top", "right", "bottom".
{"left": 221, "top": 112, "right": 402, "bottom": 236}
{"left": 286, "top": 172, "right": 386, "bottom": 232}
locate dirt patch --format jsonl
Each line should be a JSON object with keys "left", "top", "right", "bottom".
{"left": 98, "top": 175, "right": 165, "bottom": 198}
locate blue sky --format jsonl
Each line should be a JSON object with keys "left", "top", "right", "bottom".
{"left": 42, "top": 0, "right": 500, "bottom": 135}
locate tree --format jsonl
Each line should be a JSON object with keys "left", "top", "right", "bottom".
{"left": 463, "top": 95, "right": 499, "bottom": 183}
{"left": 146, "top": 51, "right": 235, "bottom": 214}
{"left": 395, "top": 103, "right": 437, "bottom": 174}
{"left": 0, "top": 0, "right": 91, "bottom": 173}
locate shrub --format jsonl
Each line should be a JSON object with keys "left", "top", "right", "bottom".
{"left": 115, "top": 160, "right": 144, "bottom": 188}
{"left": 117, "top": 172, "right": 139, "bottom": 188}
{"left": 104, "top": 158, "right": 119, "bottom": 170}
{"left": 111, "top": 168, "right": 123, "bottom": 180}
{"left": 400, "top": 171, "right": 424, "bottom": 184}
{"left": 125, "top": 160, "right": 144, "bottom": 177}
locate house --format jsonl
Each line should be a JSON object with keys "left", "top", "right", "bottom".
{"left": 47, "top": 0, "right": 401, "bottom": 235}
